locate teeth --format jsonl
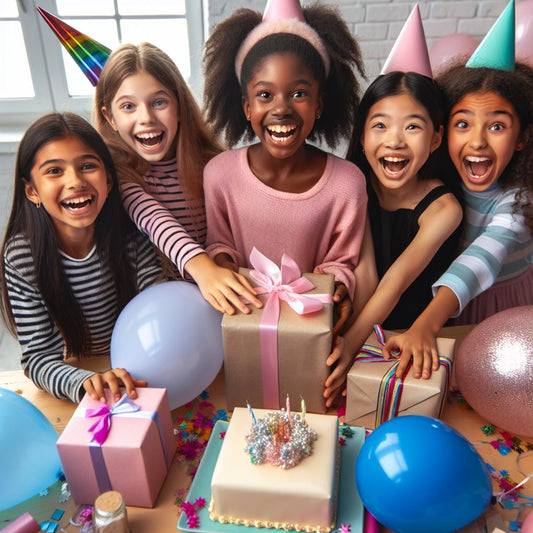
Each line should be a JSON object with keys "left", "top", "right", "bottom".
{"left": 465, "top": 156, "right": 489, "bottom": 163}
{"left": 63, "top": 196, "right": 92, "bottom": 207}
{"left": 383, "top": 156, "right": 406, "bottom": 163}
{"left": 136, "top": 132, "right": 162, "bottom": 139}
{"left": 268, "top": 125, "right": 296, "bottom": 134}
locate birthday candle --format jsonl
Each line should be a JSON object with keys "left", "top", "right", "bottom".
{"left": 247, "top": 402, "right": 257, "bottom": 425}
{"left": 286, "top": 394, "right": 291, "bottom": 418}
{"left": 300, "top": 396, "right": 306, "bottom": 421}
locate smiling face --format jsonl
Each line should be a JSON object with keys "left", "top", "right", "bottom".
{"left": 361, "top": 92, "right": 442, "bottom": 191}
{"left": 25, "top": 135, "right": 110, "bottom": 253}
{"left": 242, "top": 52, "right": 323, "bottom": 160}
{"left": 102, "top": 69, "right": 179, "bottom": 162}
{"left": 447, "top": 91, "right": 524, "bottom": 192}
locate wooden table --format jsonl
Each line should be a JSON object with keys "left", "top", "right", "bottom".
{"left": 0, "top": 326, "right": 532, "bottom": 533}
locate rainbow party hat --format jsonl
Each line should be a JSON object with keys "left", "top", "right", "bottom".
{"left": 466, "top": 0, "right": 515, "bottom": 71}
{"left": 381, "top": 4, "right": 432, "bottom": 78}
{"left": 37, "top": 7, "right": 111, "bottom": 86}
{"left": 263, "top": 0, "right": 305, "bottom": 22}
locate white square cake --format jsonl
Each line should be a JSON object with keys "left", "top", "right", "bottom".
{"left": 209, "top": 407, "right": 339, "bottom": 532}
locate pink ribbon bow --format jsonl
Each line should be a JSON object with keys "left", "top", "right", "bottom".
{"left": 249, "top": 247, "right": 332, "bottom": 408}
{"left": 85, "top": 393, "right": 140, "bottom": 445}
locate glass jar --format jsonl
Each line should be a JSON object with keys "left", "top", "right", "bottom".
{"left": 93, "top": 491, "right": 129, "bottom": 533}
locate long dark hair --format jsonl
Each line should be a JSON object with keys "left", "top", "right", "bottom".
{"left": 348, "top": 71, "right": 453, "bottom": 187}
{"left": 0, "top": 112, "right": 139, "bottom": 356}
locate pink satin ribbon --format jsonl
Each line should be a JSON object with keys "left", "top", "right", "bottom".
{"left": 85, "top": 394, "right": 140, "bottom": 445}
{"left": 249, "top": 247, "right": 332, "bottom": 408}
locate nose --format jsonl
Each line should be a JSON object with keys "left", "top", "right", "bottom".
{"left": 138, "top": 103, "right": 155, "bottom": 124}
{"left": 468, "top": 125, "right": 487, "bottom": 150}
{"left": 271, "top": 95, "right": 292, "bottom": 117}
{"left": 65, "top": 167, "right": 87, "bottom": 189}
{"left": 384, "top": 127, "right": 405, "bottom": 149}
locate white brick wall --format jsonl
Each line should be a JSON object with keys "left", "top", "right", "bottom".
{"left": 207, "top": 0, "right": 508, "bottom": 81}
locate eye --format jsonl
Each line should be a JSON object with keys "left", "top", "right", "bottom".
{"left": 489, "top": 122, "right": 505, "bottom": 131}
{"left": 292, "top": 89, "right": 307, "bottom": 99}
{"left": 45, "top": 166, "right": 62, "bottom": 175}
{"left": 406, "top": 123, "right": 422, "bottom": 131}
{"left": 256, "top": 90, "right": 271, "bottom": 100}
{"left": 120, "top": 102, "right": 134, "bottom": 111}
{"left": 371, "top": 122, "right": 386, "bottom": 130}
{"left": 453, "top": 120, "right": 468, "bottom": 129}
{"left": 153, "top": 98, "right": 167, "bottom": 108}
{"left": 81, "top": 162, "right": 97, "bottom": 171}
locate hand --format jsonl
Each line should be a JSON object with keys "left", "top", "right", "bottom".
{"left": 332, "top": 282, "right": 352, "bottom": 337}
{"left": 323, "top": 336, "right": 354, "bottom": 408}
{"left": 83, "top": 368, "right": 148, "bottom": 403}
{"left": 186, "top": 253, "right": 263, "bottom": 315}
{"left": 382, "top": 325, "right": 440, "bottom": 379}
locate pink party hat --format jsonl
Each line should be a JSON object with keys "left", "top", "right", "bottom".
{"left": 263, "top": 0, "right": 305, "bottom": 22}
{"left": 381, "top": 4, "right": 432, "bottom": 78}
{"left": 466, "top": 0, "right": 515, "bottom": 71}
{"left": 37, "top": 7, "right": 111, "bottom": 86}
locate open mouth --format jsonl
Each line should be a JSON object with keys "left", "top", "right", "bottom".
{"left": 61, "top": 196, "right": 93, "bottom": 210}
{"left": 464, "top": 156, "right": 492, "bottom": 179}
{"left": 380, "top": 156, "right": 409, "bottom": 175}
{"left": 266, "top": 124, "right": 297, "bottom": 143}
{"left": 135, "top": 131, "right": 164, "bottom": 147}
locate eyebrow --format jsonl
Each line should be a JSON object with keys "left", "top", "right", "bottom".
{"left": 369, "top": 112, "right": 428, "bottom": 123}
{"left": 38, "top": 154, "right": 101, "bottom": 170}
{"left": 114, "top": 89, "right": 170, "bottom": 102}
{"left": 451, "top": 108, "right": 514, "bottom": 119}
{"left": 251, "top": 78, "right": 313, "bottom": 90}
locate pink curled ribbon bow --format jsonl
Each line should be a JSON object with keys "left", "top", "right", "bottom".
{"left": 249, "top": 247, "right": 333, "bottom": 408}
{"left": 85, "top": 393, "right": 140, "bottom": 445}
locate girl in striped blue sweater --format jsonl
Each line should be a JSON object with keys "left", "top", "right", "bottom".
{"left": 383, "top": 63, "right": 533, "bottom": 380}
{"left": 0, "top": 113, "right": 163, "bottom": 403}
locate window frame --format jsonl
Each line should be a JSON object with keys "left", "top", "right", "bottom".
{"left": 0, "top": 0, "right": 206, "bottom": 135}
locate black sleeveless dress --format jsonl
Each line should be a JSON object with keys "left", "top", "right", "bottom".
{"left": 368, "top": 184, "right": 460, "bottom": 329}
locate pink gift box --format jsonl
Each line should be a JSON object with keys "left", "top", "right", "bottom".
{"left": 56, "top": 388, "right": 176, "bottom": 508}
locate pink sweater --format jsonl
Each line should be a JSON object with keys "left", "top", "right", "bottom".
{"left": 205, "top": 147, "right": 367, "bottom": 298}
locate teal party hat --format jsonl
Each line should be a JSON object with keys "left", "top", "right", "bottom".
{"left": 466, "top": 0, "right": 515, "bottom": 71}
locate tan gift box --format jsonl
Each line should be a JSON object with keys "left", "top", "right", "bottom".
{"left": 345, "top": 328, "right": 455, "bottom": 428}
{"left": 222, "top": 268, "right": 334, "bottom": 414}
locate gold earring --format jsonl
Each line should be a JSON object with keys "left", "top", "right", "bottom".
{"left": 247, "top": 114, "right": 251, "bottom": 120}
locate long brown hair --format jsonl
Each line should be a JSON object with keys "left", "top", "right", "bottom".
{"left": 94, "top": 42, "right": 223, "bottom": 199}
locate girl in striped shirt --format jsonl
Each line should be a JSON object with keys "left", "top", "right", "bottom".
{"left": 94, "top": 42, "right": 261, "bottom": 315}
{"left": 384, "top": 63, "right": 533, "bottom": 380}
{"left": 0, "top": 113, "right": 163, "bottom": 403}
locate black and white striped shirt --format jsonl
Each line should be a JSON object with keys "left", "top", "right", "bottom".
{"left": 3, "top": 232, "right": 162, "bottom": 403}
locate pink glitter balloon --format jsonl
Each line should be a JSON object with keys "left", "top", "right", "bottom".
{"left": 456, "top": 306, "right": 533, "bottom": 438}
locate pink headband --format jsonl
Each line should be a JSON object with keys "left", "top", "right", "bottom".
{"left": 234, "top": 19, "right": 331, "bottom": 84}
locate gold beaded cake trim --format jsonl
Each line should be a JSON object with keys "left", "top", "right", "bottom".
{"left": 209, "top": 441, "right": 341, "bottom": 533}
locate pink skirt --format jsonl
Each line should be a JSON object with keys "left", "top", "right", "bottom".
{"left": 454, "top": 266, "right": 533, "bottom": 325}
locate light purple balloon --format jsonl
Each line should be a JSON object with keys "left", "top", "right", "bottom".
{"left": 456, "top": 306, "right": 533, "bottom": 437}
{"left": 429, "top": 33, "right": 479, "bottom": 76}
{"left": 516, "top": 0, "right": 533, "bottom": 66}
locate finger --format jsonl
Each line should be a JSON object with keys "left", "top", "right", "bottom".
{"left": 431, "top": 348, "right": 440, "bottom": 371}
{"left": 222, "top": 289, "right": 253, "bottom": 315}
{"left": 234, "top": 275, "right": 263, "bottom": 308}
{"left": 326, "top": 344, "right": 342, "bottom": 367}
{"left": 104, "top": 370, "right": 122, "bottom": 402}
{"left": 332, "top": 285, "right": 347, "bottom": 303}
{"left": 132, "top": 378, "right": 148, "bottom": 388}
{"left": 118, "top": 371, "right": 140, "bottom": 399}
{"left": 89, "top": 376, "right": 106, "bottom": 402}
{"left": 410, "top": 351, "right": 424, "bottom": 379}
{"left": 395, "top": 353, "right": 413, "bottom": 379}
{"left": 208, "top": 292, "right": 236, "bottom": 315}
{"left": 83, "top": 379, "right": 101, "bottom": 402}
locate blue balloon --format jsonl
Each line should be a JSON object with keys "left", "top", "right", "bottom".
{"left": 0, "top": 388, "right": 62, "bottom": 511}
{"left": 111, "top": 281, "right": 223, "bottom": 410}
{"left": 355, "top": 415, "right": 492, "bottom": 533}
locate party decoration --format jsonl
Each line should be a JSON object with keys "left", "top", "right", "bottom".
{"left": 466, "top": 0, "right": 515, "bottom": 71}
{"left": 522, "top": 511, "right": 533, "bottom": 533}
{"left": 355, "top": 415, "right": 492, "bottom": 533}
{"left": 381, "top": 4, "right": 432, "bottom": 78}
{"left": 263, "top": 0, "right": 304, "bottom": 22}
{"left": 455, "top": 306, "right": 533, "bottom": 437}
{"left": 37, "top": 7, "right": 111, "bottom": 86}
{"left": 0, "top": 388, "right": 62, "bottom": 511}
{"left": 429, "top": 33, "right": 479, "bottom": 76}
{"left": 111, "top": 281, "right": 223, "bottom": 410}
{"left": 516, "top": 0, "right": 533, "bottom": 66}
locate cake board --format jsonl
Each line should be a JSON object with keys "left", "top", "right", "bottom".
{"left": 177, "top": 420, "right": 365, "bottom": 533}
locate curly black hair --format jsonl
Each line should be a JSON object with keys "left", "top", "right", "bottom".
{"left": 202, "top": 3, "right": 365, "bottom": 149}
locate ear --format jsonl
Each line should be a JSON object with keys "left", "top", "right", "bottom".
{"left": 430, "top": 125, "right": 444, "bottom": 153}
{"left": 23, "top": 180, "right": 41, "bottom": 206}
{"left": 315, "top": 95, "right": 324, "bottom": 120}
{"left": 101, "top": 106, "right": 118, "bottom": 131}
{"left": 515, "top": 124, "right": 532, "bottom": 152}
{"left": 242, "top": 96, "right": 251, "bottom": 121}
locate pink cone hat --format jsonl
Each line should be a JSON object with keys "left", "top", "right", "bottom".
{"left": 381, "top": 4, "right": 432, "bottom": 78}
{"left": 263, "top": 0, "right": 305, "bottom": 22}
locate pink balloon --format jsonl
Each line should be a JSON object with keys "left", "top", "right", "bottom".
{"left": 516, "top": 0, "right": 533, "bottom": 66}
{"left": 455, "top": 306, "right": 533, "bottom": 438}
{"left": 429, "top": 33, "right": 479, "bottom": 76}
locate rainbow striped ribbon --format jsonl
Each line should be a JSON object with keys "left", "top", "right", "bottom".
{"left": 354, "top": 325, "right": 452, "bottom": 426}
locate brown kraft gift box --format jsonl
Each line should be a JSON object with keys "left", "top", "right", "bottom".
{"left": 222, "top": 268, "right": 334, "bottom": 414}
{"left": 345, "top": 328, "right": 455, "bottom": 428}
